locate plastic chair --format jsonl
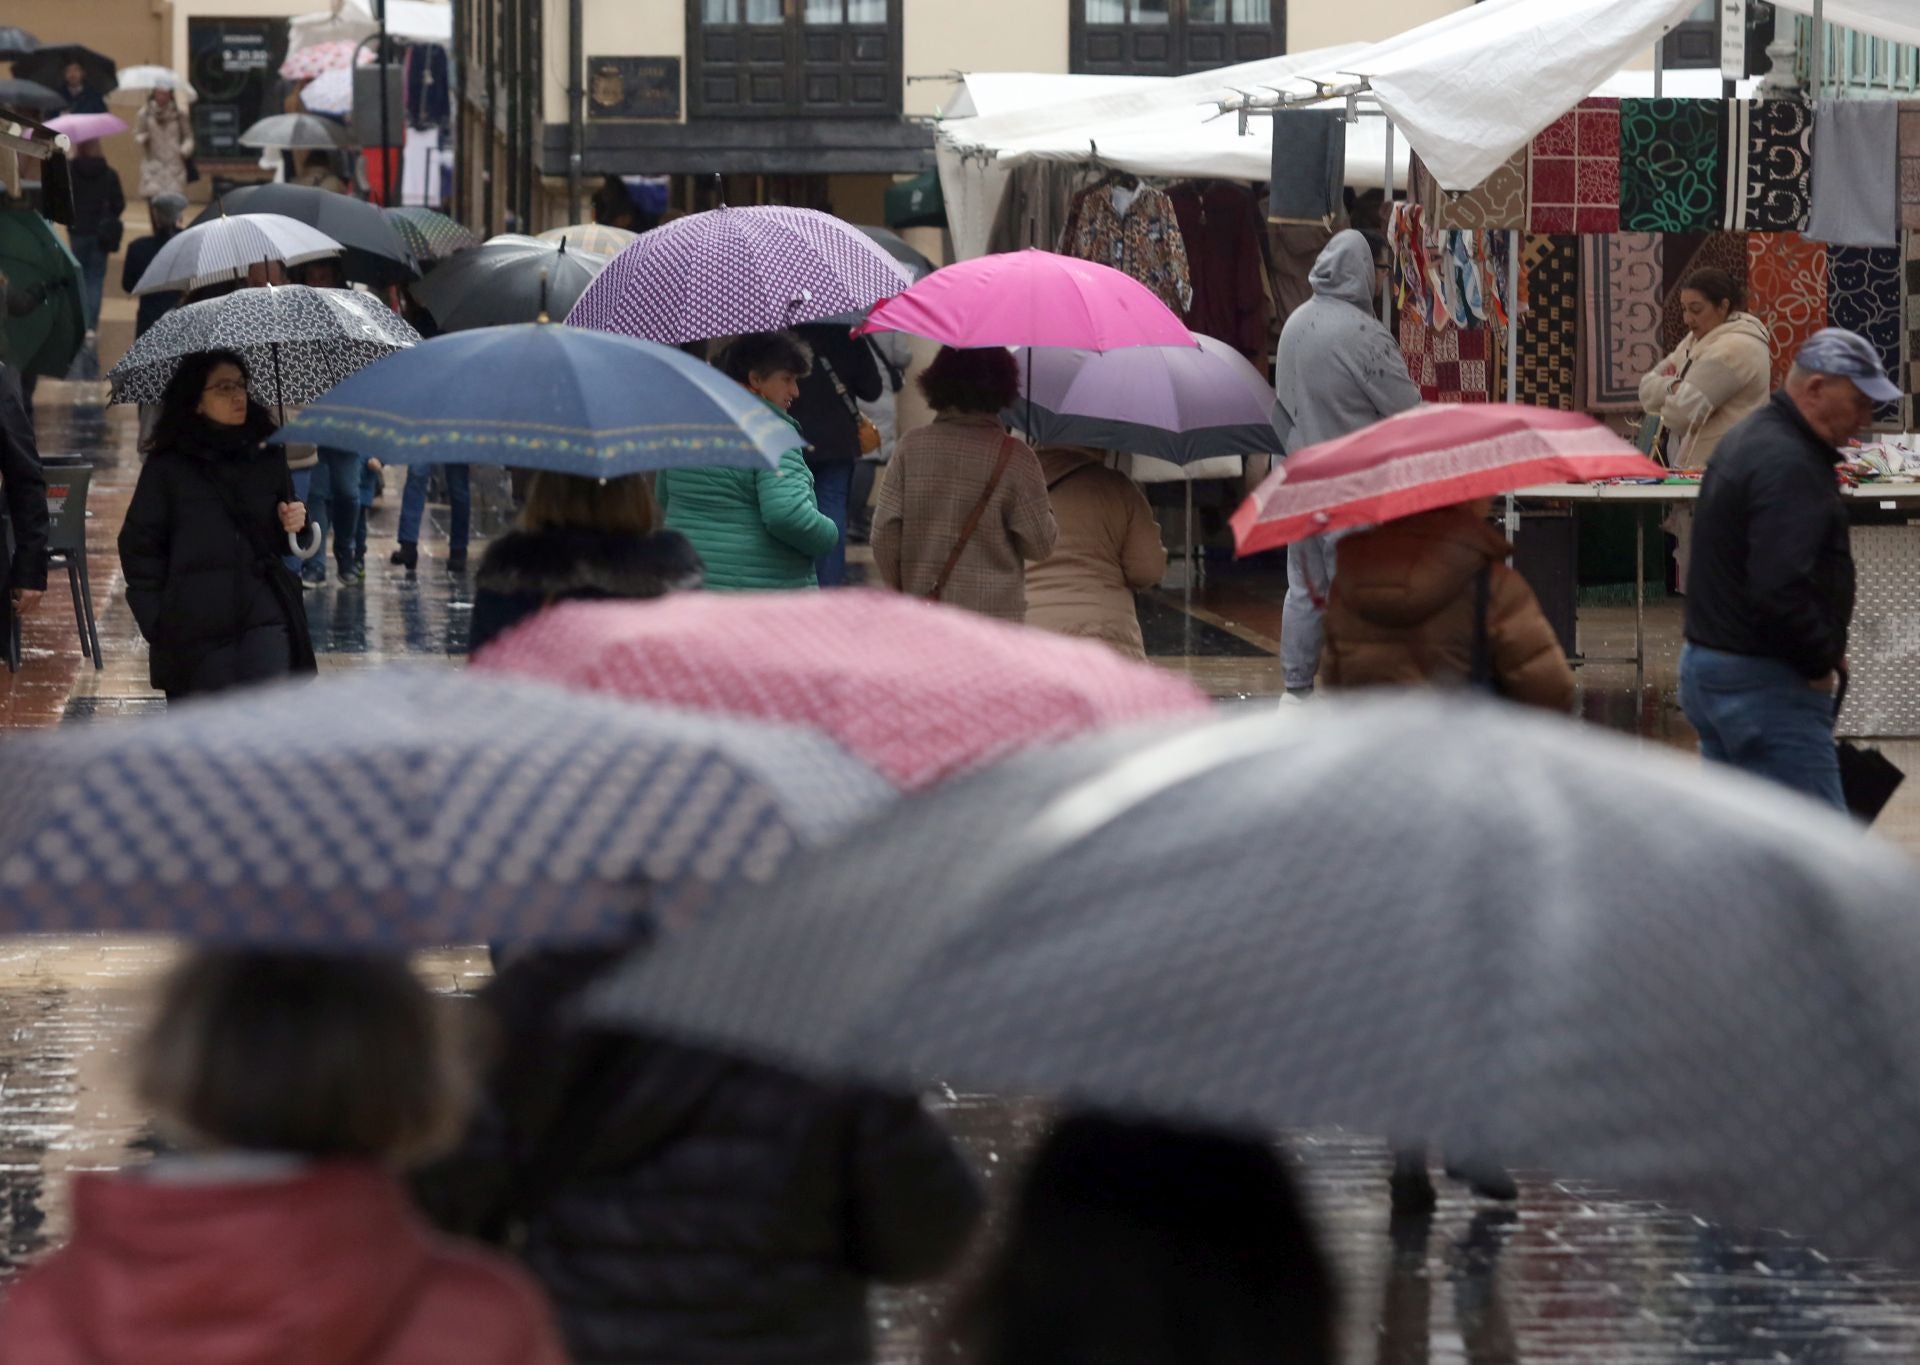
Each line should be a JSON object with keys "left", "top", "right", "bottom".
{"left": 42, "top": 465, "right": 101, "bottom": 670}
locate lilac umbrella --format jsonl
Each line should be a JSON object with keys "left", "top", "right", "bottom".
{"left": 565, "top": 205, "right": 913, "bottom": 344}
{"left": 1007, "top": 333, "right": 1282, "bottom": 464}
{"left": 44, "top": 111, "right": 128, "bottom": 144}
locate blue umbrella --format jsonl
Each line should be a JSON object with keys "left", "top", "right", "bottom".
{"left": 0, "top": 668, "right": 890, "bottom": 947}
{"left": 269, "top": 322, "right": 800, "bottom": 477}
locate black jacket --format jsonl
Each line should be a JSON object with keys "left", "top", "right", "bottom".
{"left": 1684, "top": 391, "right": 1856, "bottom": 679}
{"left": 121, "top": 229, "right": 182, "bottom": 337}
{"left": 467, "top": 524, "right": 704, "bottom": 656}
{"left": 0, "top": 365, "right": 47, "bottom": 595}
{"left": 67, "top": 157, "right": 125, "bottom": 239}
{"left": 117, "top": 416, "right": 318, "bottom": 693}
{"left": 414, "top": 949, "right": 985, "bottom": 1365}
{"left": 790, "top": 328, "right": 883, "bottom": 471}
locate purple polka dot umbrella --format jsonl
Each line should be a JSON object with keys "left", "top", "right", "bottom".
{"left": 566, "top": 205, "right": 913, "bottom": 344}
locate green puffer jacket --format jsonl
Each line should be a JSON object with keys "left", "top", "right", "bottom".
{"left": 656, "top": 411, "right": 839, "bottom": 592}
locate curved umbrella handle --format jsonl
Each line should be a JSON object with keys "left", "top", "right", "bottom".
{"left": 289, "top": 524, "right": 322, "bottom": 560}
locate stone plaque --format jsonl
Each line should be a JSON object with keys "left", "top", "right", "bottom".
{"left": 587, "top": 57, "right": 682, "bottom": 120}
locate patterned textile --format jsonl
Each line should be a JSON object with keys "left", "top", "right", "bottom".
{"left": 1746, "top": 231, "right": 1829, "bottom": 391}
{"left": 1058, "top": 183, "right": 1195, "bottom": 312}
{"left": 1906, "top": 232, "right": 1920, "bottom": 407}
{"left": 1621, "top": 99, "right": 1728, "bottom": 233}
{"left": 1530, "top": 99, "right": 1620, "bottom": 234}
{"left": 1415, "top": 148, "right": 1529, "bottom": 232}
{"left": 1400, "top": 315, "right": 1494, "bottom": 405}
{"left": 1901, "top": 103, "right": 1920, "bottom": 232}
{"left": 1740, "top": 99, "right": 1814, "bottom": 231}
{"left": 1660, "top": 232, "right": 1749, "bottom": 355}
{"left": 1518, "top": 235, "right": 1579, "bottom": 411}
{"left": 1828, "top": 244, "right": 1905, "bottom": 427}
{"left": 1579, "top": 233, "right": 1664, "bottom": 411}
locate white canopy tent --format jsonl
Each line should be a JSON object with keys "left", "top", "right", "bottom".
{"left": 1768, "top": 0, "right": 1920, "bottom": 49}
{"left": 287, "top": 0, "right": 452, "bottom": 55}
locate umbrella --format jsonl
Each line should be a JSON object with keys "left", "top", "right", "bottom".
{"left": 854, "top": 249, "right": 1194, "bottom": 351}
{"left": 270, "top": 323, "right": 802, "bottom": 477}
{"left": 585, "top": 695, "right": 1920, "bottom": 1266}
{"left": 11, "top": 45, "right": 115, "bottom": 94}
{"left": 0, "top": 667, "right": 891, "bottom": 947}
{"left": 565, "top": 205, "right": 913, "bottom": 345}
{"left": 412, "top": 234, "right": 609, "bottom": 332}
{"left": 43, "top": 111, "right": 127, "bottom": 144}
{"left": 131, "top": 213, "right": 344, "bottom": 296}
{"left": 0, "top": 78, "right": 62, "bottom": 114}
{"left": 108, "top": 284, "right": 420, "bottom": 408}
{"left": 537, "top": 222, "right": 637, "bottom": 256}
{"left": 1231, "top": 404, "right": 1666, "bottom": 556}
{"left": 278, "top": 39, "right": 373, "bottom": 82}
{"left": 473, "top": 590, "right": 1213, "bottom": 792}
{"left": 1009, "top": 334, "right": 1281, "bottom": 463}
{"left": 385, "top": 207, "right": 480, "bottom": 263}
{"left": 0, "top": 28, "right": 38, "bottom": 60}
{"left": 240, "top": 112, "right": 351, "bottom": 150}
{"left": 108, "top": 66, "right": 195, "bottom": 104}
{"left": 0, "top": 208, "right": 84, "bottom": 379}
{"left": 299, "top": 66, "right": 353, "bottom": 117}
{"left": 857, "top": 224, "right": 934, "bottom": 279}
{"left": 198, "top": 183, "right": 417, "bottom": 285}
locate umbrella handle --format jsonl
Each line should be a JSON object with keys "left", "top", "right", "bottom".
{"left": 289, "top": 524, "right": 322, "bottom": 560}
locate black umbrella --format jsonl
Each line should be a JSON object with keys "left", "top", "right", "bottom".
{"left": 11, "top": 44, "right": 116, "bottom": 94}
{"left": 197, "top": 183, "right": 417, "bottom": 286}
{"left": 410, "top": 233, "right": 609, "bottom": 332}
{"left": 0, "top": 28, "right": 39, "bottom": 60}
{"left": 0, "top": 78, "right": 62, "bottom": 114}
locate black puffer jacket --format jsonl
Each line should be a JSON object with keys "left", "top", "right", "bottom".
{"left": 117, "top": 413, "right": 317, "bottom": 693}
{"left": 467, "top": 524, "right": 704, "bottom": 656}
{"left": 790, "top": 327, "right": 883, "bottom": 471}
{"left": 414, "top": 950, "right": 986, "bottom": 1365}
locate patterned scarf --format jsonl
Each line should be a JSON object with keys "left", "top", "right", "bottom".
{"left": 1739, "top": 99, "right": 1814, "bottom": 232}
{"left": 1530, "top": 99, "right": 1621, "bottom": 235}
{"left": 1621, "top": 99, "right": 1728, "bottom": 233}
{"left": 1579, "top": 233, "right": 1663, "bottom": 411}
{"left": 1828, "top": 244, "right": 1904, "bottom": 427}
{"left": 1746, "top": 232, "right": 1829, "bottom": 390}
{"left": 1398, "top": 313, "right": 1493, "bottom": 404}
{"left": 1517, "top": 234, "right": 1579, "bottom": 411}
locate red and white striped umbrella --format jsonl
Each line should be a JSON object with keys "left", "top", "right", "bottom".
{"left": 279, "top": 40, "right": 373, "bottom": 82}
{"left": 1231, "top": 404, "right": 1664, "bottom": 556}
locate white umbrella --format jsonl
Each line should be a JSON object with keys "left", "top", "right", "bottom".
{"left": 299, "top": 67, "right": 354, "bottom": 118}
{"left": 108, "top": 66, "right": 196, "bottom": 105}
{"left": 132, "top": 214, "right": 345, "bottom": 296}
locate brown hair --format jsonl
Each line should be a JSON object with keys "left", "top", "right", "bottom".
{"left": 918, "top": 345, "right": 1021, "bottom": 415}
{"left": 517, "top": 471, "right": 658, "bottom": 535}
{"left": 135, "top": 949, "right": 470, "bottom": 1167}
{"left": 1681, "top": 268, "right": 1745, "bottom": 312}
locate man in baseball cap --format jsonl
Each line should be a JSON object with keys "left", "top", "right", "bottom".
{"left": 1678, "top": 327, "right": 1891, "bottom": 812}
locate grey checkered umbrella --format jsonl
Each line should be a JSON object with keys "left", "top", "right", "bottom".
{"left": 590, "top": 696, "right": 1920, "bottom": 1266}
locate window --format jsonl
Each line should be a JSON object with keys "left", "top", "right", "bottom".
{"left": 692, "top": 0, "right": 900, "bottom": 116}
{"left": 1662, "top": 0, "right": 1719, "bottom": 70}
{"left": 1071, "top": 0, "right": 1284, "bottom": 77}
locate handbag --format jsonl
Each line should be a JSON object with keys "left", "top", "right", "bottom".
{"left": 96, "top": 217, "right": 124, "bottom": 254}
{"left": 817, "top": 356, "right": 882, "bottom": 457}
{"left": 1834, "top": 674, "right": 1905, "bottom": 823}
{"left": 926, "top": 436, "right": 1015, "bottom": 603}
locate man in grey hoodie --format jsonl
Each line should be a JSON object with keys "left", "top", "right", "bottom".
{"left": 1272, "top": 229, "right": 1422, "bottom": 698}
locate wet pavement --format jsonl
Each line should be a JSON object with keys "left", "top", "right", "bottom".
{"left": 8, "top": 376, "right": 1920, "bottom": 1360}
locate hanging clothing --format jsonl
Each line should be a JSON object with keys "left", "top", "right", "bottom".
{"left": 1808, "top": 99, "right": 1899, "bottom": 248}
{"left": 1527, "top": 99, "right": 1620, "bottom": 235}
{"left": 1266, "top": 109, "right": 1345, "bottom": 227}
{"left": 404, "top": 45, "right": 452, "bottom": 128}
{"left": 1167, "top": 181, "right": 1271, "bottom": 362}
{"left": 1059, "top": 182, "right": 1193, "bottom": 312}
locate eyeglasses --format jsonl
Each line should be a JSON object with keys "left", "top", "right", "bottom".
{"left": 202, "top": 380, "right": 248, "bottom": 398}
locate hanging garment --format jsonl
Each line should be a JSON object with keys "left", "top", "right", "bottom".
{"left": 1746, "top": 231, "right": 1829, "bottom": 391}
{"left": 1059, "top": 181, "right": 1194, "bottom": 312}
{"left": 1414, "top": 149, "right": 1528, "bottom": 232}
{"left": 404, "top": 45, "right": 452, "bottom": 128}
{"left": 1905, "top": 231, "right": 1920, "bottom": 415}
{"left": 1579, "top": 232, "right": 1664, "bottom": 412}
{"left": 1267, "top": 110, "right": 1346, "bottom": 227}
{"left": 1738, "top": 99, "right": 1815, "bottom": 232}
{"left": 1899, "top": 103, "right": 1920, "bottom": 232}
{"left": 1827, "top": 244, "right": 1904, "bottom": 426}
{"left": 1620, "top": 99, "right": 1729, "bottom": 233}
{"left": 1660, "top": 231, "right": 1749, "bottom": 355}
{"left": 991, "top": 163, "right": 1084, "bottom": 256}
{"left": 1529, "top": 99, "right": 1621, "bottom": 235}
{"left": 1168, "top": 181, "right": 1273, "bottom": 362}
{"left": 1808, "top": 99, "right": 1899, "bottom": 248}
{"left": 1516, "top": 234, "right": 1579, "bottom": 411}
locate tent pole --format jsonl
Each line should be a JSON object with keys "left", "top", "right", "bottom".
{"left": 1380, "top": 116, "right": 1395, "bottom": 327}
{"left": 1655, "top": 29, "right": 1665, "bottom": 97}
{"left": 1505, "top": 228, "right": 1522, "bottom": 544}
{"left": 1811, "top": 0, "right": 1824, "bottom": 101}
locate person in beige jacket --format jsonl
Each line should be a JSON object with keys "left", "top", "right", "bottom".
{"left": 1024, "top": 446, "right": 1168, "bottom": 659}
{"left": 1638, "top": 270, "right": 1771, "bottom": 470}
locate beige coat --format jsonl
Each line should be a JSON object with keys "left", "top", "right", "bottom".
{"left": 872, "top": 413, "right": 1056, "bottom": 622}
{"left": 134, "top": 99, "right": 194, "bottom": 200}
{"left": 1637, "top": 312, "right": 1771, "bottom": 469}
{"left": 1023, "top": 447, "right": 1168, "bottom": 658}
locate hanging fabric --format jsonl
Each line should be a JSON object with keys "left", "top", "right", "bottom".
{"left": 1746, "top": 231, "right": 1829, "bottom": 391}
{"left": 1058, "top": 178, "right": 1194, "bottom": 312}
{"left": 1516, "top": 234, "right": 1580, "bottom": 411}
{"left": 1528, "top": 99, "right": 1621, "bottom": 235}
{"left": 1620, "top": 99, "right": 1729, "bottom": 233}
{"left": 1413, "top": 149, "right": 1528, "bottom": 232}
{"left": 1904, "top": 231, "right": 1920, "bottom": 428}
{"left": 1660, "top": 231, "right": 1748, "bottom": 354}
{"left": 1267, "top": 110, "right": 1345, "bottom": 228}
{"left": 1579, "top": 232, "right": 1663, "bottom": 411}
{"left": 1168, "top": 181, "right": 1272, "bottom": 362}
{"left": 1898, "top": 103, "right": 1920, "bottom": 233}
{"left": 1808, "top": 100, "right": 1899, "bottom": 248}
{"left": 1739, "top": 99, "right": 1815, "bottom": 232}
{"left": 1827, "top": 244, "right": 1904, "bottom": 427}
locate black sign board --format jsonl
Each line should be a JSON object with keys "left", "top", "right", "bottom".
{"left": 587, "top": 57, "right": 681, "bottom": 121}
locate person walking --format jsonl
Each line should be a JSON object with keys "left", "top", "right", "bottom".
{"left": 119, "top": 193, "right": 187, "bottom": 341}
{"left": 0, "top": 949, "right": 570, "bottom": 1365}
{"left": 872, "top": 346, "right": 1055, "bottom": 621}
{"left": 1023, "top": 445, "right": 1167, "bottom": 658}
{"left": 66, "top": 140, "right": 126, "bottom": 336}
{"left": 1271, "top": 229, "right": 1421, "bottom": 701}
{"left": 0, "top": 362, "right": 48, "bottom": 662}
{"left": 1679, "top": 328, "right": 1889, "bottom": 812}
{"left": 656, "top": 331, "right": 839, "bottom": 591}
{"left": 468, "top": 470, "right": 703, "bottom": 655}
{"left": 133, "top": 84, "right": 195, "bottom": 201}
{"left": 1318, "top": 499, "right": 1575, "bottom": 711}
{"left": 788, "top": 322, "right": 883, "bottom": 587}
{"left": 117, "top": 350, "right": 317, "bottom": 702}
{"left": 57, "top": 61, "right": 107, "bottom": 115}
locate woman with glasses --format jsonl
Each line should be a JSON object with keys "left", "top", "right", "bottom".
{"left": 119, "top": 349, "right": 317, "bottom": 702}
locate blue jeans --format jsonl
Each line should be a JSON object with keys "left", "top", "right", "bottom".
{"left": 1679, "top": 644, "right": 1845, "bottom": 812}
{"left": 397, "top": 464, "right": 470, "bottom": 557}
{"left": 812, "top": 462, "right": 854, "bottom": 587}
{"left": 308, "top": 448, "right": 365, "bottom": 574}
{"left": 69, "top": 232, "right": 107, "bottom": 330}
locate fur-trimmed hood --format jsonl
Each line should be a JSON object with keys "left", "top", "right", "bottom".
{"left": 476, "top": 526, "right": 705, "bottom": 601}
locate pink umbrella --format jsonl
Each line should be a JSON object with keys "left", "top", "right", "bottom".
{"left": 279, "top": 40, "right": 373, "bottom": 82}
{"left": 854, "top": 249, "right": 1194, "bottom": 351}
{"left": 1231, "top": 403, "right": 1665, "bottom": 556}
{"left": 44, "top": 112, "right": 128, "bottom": 144}
{"left": 473, "top": 590, "right": 1212, "bottom": 792}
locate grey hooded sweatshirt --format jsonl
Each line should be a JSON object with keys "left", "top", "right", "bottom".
{"left": 1272, "top": 230, "right": 1423, "bottom": 454}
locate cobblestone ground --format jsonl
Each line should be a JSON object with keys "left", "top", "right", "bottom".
{"left": 7, "top": 380, "right": 1920, "bottom": 1361}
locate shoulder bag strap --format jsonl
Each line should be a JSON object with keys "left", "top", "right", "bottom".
{"left": 927, "top": 436, "right": 1016, "bottom": 603}
{"left": 815, "top": 356, "right": 862, "bottom": 421}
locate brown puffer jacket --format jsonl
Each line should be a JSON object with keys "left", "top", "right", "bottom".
{"left": 1319, "top": 505, "right": 1575, "bottom": 712}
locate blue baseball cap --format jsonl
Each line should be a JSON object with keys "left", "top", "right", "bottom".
{"left": 1795, "top": 327, "right": 1903, "bottom": 404}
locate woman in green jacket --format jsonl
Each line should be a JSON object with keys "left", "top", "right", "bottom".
{"left": 656, "top": 332, "right": 839, "bottom": 591}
